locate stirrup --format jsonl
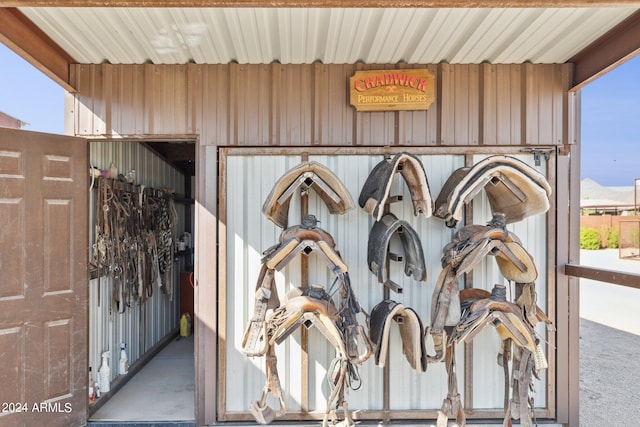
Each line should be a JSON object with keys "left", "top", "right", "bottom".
{"left": 249, "top": 387, "right": 286, "bottom": 425}
{"left": 249, "top": 400, "right": 276, "bottom": 425}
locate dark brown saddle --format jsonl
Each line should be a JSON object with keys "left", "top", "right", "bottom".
{"left": 434, "top": 155, "right": 552, "bottom": 228}
{"left": 262, "top": 161, "right": 355, "bottom": 228}
{"left": 358, "top": 152, "right": 433, "bottom": 222}
{"left": 368, "top": 299, "right": 428, "bottom": 372}
{"left": 367, "top": 212, "right": 427, "bottom": 286}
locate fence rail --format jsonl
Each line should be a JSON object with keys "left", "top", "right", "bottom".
{"left": 565, "top": 263, "right": 640, "bottom": 290}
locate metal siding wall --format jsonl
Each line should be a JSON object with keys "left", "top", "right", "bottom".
{"left": 72, "top": 63, "right": 570, "bottom": 147}
{"left": 224, "top": 153, "right": 508, "bottom": 416}
{"left": 70, "top": 63, "right": 567, "bottom": 423}
{"left": 224, "top": 155, "right": 304, "bottom": 413}
{"left": 397, "top": 64, "right": 440, "bottom": 146}
{"left": 441, "top": 63, "right": 481, "bottom": 145}
{"left": 314, "top": 64, "right": 356, "bottom": 146}
{"left": 482, "top": 64, "right": 524, "bottom": 145}
{"left": 88, "top": 140, "right": 185, "bottom": 386}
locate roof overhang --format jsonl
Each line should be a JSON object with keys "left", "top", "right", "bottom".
{"left": 1, "top": 1, "right": 639, "bottom": 92}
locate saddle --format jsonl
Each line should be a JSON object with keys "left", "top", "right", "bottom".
{"left": 367, "top": 212, "right": 427, "bottom": 286}
{"left": 433, "top": 155, "right": 552, "bottom": 228}
{"left": 242, "top": 216, "right": 372, "bottom": 426}
{"left": 262, "top": 215, "right": 348, "bottom": 274}
{"left": 429, "top": 215, "right": 538, "bottom": 363}
{"left": 247, "top": 283, "right": 370, "bottom": 427}
{"left": 441, "top": 284, "right": 552, "bottom": 427}
{"left": 451, "top": 285, "right": 542, "bottom": 360}
{"left": 358, "top": 152, "right": 433, "bottom": 222}
{"left": 368, "top": 300, "right": 428, "bottom": 372}
{"left": 263, "top": 161, "right": 355, "bottom": 229}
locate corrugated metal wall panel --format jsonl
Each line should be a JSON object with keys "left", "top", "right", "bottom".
{"left": 313, "top": 64, "right": 353, "bottom": 146}
{"left": 222, "top": 151, "right": 550, "bottom": 419}
{"left": 88, "top": 140, "right": 185, "bottom": 386}
{"left": 397, "top": 64, "right": 439, "bottom": 146}
{"left": 223, "top": 155, "right": 304, "bottom": 413}
{"left": 72, "top": 63, "right": 571, "bottom": 147}
{"left": 482, "top": 64, "right": 524, "bottom": 145}
{"left": 440, "top": 63, "right": 481, "bottom": 145}
{"left": 525, "top": 64, "right": 568, "bottom": 146}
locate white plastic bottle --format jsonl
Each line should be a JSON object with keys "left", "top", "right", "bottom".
{"left": 119, "top": 343, "right": 129, "bottom": 375}
{"left": 99, "top": 351, "right": 111, "bottom": 393}
{"left": 88, "top": 367, "right": 95, "bottom": 401}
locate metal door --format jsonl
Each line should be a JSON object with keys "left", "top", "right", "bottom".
{"left": 0, "top": 128, "right": 88, "bottom": 427}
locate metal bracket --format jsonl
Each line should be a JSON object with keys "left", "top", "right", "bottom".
{"left": 520, "top": 148, "right": 556, "bottom": 166}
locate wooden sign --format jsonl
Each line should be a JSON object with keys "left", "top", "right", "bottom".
{"left": 349, "top": 69, "right": 435, "bottom": 112}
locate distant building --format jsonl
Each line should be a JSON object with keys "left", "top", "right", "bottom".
{"left": 581, "top": 177, "right": 636, "bottom": 215}
{"left": 0, "top": 111, "right": 27, "bottom": 129}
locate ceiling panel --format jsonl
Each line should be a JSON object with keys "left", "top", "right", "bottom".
{"left": 20, "top": 7, "right": 639, "bottom": 65}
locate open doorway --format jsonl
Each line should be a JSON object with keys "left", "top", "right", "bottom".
{"left": 86, "top": 139, "right": 196, "bottom": 425}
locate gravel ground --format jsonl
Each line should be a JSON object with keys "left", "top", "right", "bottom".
{"left": 579, "top": 249, "right": 640, "bottom": 426}
{"left": 580, "top": 319, "right": 640, "bottom": 427}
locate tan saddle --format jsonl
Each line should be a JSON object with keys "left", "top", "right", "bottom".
{"left": 242, "top": 216, "right": 372, "bottom": 426}
{"left": 434, "top": 155, "right": 552, "bottom": 228}
{"left": 262, "top": 161, "right": 355, "bottom": 229}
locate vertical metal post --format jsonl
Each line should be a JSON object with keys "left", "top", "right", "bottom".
{"left": 634, "top": 178, "right": 639, "bottom": 215}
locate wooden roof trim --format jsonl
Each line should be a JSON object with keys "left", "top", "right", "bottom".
{"left": 1, "top": 0, "right": 640, "bottom": 6}
{"left": 0, "top": 7, "right": 76, "bottom": 92}
{"left": 569, "top": 9, "right": 640, "bottom": 91}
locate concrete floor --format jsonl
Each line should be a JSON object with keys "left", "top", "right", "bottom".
{"left": 90, "top": 335, "right": 195, "bottom": 424}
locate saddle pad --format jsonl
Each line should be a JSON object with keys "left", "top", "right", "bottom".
{"left": 263, "top": 161, "right": 355, "bottom": 228}
{"left": 359, "top": 152, "right": 433, "bottom": 222}
{"left": 369, "top": 299, "right": 428, "bottom": 372}
{"left": 434, "top": 155, "right": 552, "bottom": 227}
{"left": 367, "top": 212, "right": 427, "bottom": 283}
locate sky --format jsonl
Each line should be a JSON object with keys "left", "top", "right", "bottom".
{"left": 1, "top": 42, "right": 639, "bottom": 186}
{"left": 580, "top": 54, "right": 640, "bottom": 187}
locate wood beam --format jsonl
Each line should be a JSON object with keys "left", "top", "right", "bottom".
{"left": 1, "top": 0, "right": 640, "bottom": 6}
{"left": 569, "top": 9, "right": 640, "bottom": 91}
{"left": 565, "top": 263, "right": 640, "bottom": 290}
{"left": 0, "top": 7, "right": 76, "bottom": 92}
